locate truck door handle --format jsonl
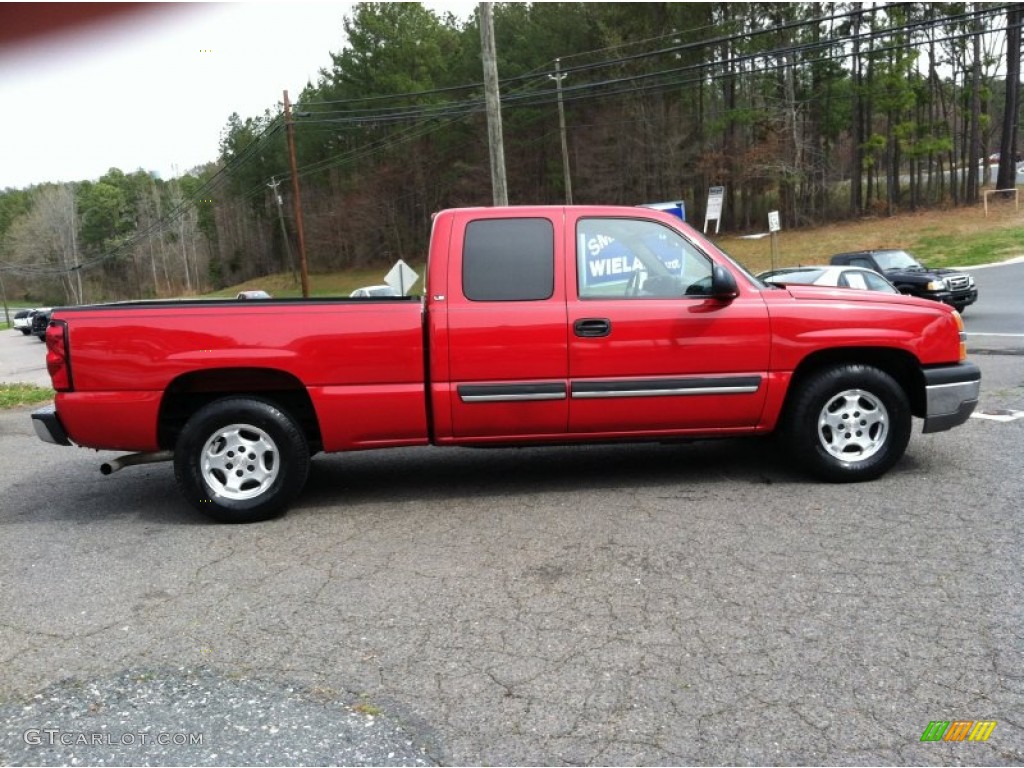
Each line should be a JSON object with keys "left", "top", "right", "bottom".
{"left": 573, "top": 318, "right": 611, "bottom": 338}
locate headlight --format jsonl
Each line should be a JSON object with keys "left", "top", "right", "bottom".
{"left": 968, "top": 276, "right": 975, "bottom": 287}
{"left": 925, "top": 280, "right": 946, "bottom": 291}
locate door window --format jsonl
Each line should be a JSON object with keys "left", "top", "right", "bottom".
{"left": 576, "top": 218, "right": 712, "bottom": 299}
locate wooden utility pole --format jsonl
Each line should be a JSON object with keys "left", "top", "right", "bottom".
{"left": 997, "top": 3, "right": 1022, "bottom": 192}
{"left": 966, "top": 3, "right": 982, "bottom": 204}
{"left": 268, "top": 177, "right": 298, "bottom": 283}
{"left": 478, "top": 2, "right": 508, "bottom": 206}
{"left": 549, "top": 58, "right": 573, "bottom": 204}
{"left": 68, "top": 183, "right": 83, "bottom": 304}
{"left": 0, "top": 269, "right": 10, "bottom": 326}
{"left": 283, "top": 90, "right": 311, "bottom": 298}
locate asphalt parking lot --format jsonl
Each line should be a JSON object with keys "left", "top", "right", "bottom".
{"left": 1, "top": 334, "right": 1022, "bottom": 765}
{"left": 0, "top": 324, "right": 49, "bottom": 388}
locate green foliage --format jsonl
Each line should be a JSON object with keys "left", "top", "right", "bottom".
{"left": 2, "top": 2, "right": 1015, "bottom": 301}
{"left": 0, "top": 188, "right": 32, "bottom": 241}
{"left": 861, "top": 134, "right": 887, "bottom": 168}
{"left": 78, "top": 181, "right": 131, "bottom": 250}
{"left": 330, "top": 3, "right": 461, "bottom": 95}
{"left": 219, "top": 110, "right": 285, "bottom": 205}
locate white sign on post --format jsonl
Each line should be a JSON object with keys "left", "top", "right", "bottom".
{"left": 704, "top": 186, "right": 725, "bottom": 234}
{"left": 384, "top": 259, "right": 419, "bottom": 296}
{"left": 767, "top": 210, "right": 781, "bottom": 270}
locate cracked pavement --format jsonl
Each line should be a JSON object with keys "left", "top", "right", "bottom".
{"left": 1, "top": 354, "right": 1021, "bottom": 765}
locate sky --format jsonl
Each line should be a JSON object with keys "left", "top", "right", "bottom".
{"left": 0, "top": 2, "right": 479, "bottom": 191}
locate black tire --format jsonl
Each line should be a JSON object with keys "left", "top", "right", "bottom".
{"left": 783, "top": 364, "right": 911, "bottom": 482}
{"left": 20, "top": 328, "right": 31, "bottom": 335}
{"left": 174, "top": 397, "right": 310, "bottom": 523}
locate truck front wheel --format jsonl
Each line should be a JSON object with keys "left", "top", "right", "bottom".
{"left": 174, "top": 397, "right": 310, "bottom": 523}
{"left": 784, "top": 364, "right": 911, "bottom": 482}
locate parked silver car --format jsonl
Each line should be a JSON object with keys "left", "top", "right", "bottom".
{"left": 757, "top": 265, "right": 899, "bottom": 293}
{"left": 349, "top": 285, "right": 399, "bottom": 298}
{"left": 12, "top": 308, "right": 35, "bottom": 335}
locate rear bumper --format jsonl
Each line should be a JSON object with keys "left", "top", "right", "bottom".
{"left": 922, "top": 362, "right": 981, "bottom": 433}
{"left": 31, "top": 405, "right": 72, "bottom": 446}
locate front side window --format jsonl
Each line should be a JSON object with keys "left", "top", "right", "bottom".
{"left": 839, "top": 271, "right": 869, "bottom": 290}
{"left": 463, "top": 218, "right": 554, "bottom": 302}
{"left": 577, "top": 218, "right": 713, "bottom": 299}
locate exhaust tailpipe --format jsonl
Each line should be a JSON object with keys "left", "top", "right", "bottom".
{"left": 100, "top": 450, "right": 174, "bottom": 475}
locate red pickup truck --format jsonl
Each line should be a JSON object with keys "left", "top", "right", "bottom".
{"left": 33, "top": 206, "right": 980, "bottom": 523}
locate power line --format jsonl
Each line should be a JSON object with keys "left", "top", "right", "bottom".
{"left": 239, "top": 8, "right": 1012, "bottom": 202}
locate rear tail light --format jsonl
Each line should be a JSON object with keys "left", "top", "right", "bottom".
{"left": 45, "top": 320, "right": 74, "bottom": 391}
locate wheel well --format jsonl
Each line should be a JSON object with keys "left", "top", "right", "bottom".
{"left": 157, "top": 368, "right": 323, "bottom": 451}
{"left": 785, "top": 348, "right": 925, "bottom": 418}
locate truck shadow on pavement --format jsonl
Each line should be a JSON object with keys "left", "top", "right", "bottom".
{"left": 299, "top": 437, "right": 804, "bottom": 510}
{"left": 3, "top": 461, "right": 209, "bottom": 527}
{"left": 7, "top": 437, "right": 930, "bottom": 525}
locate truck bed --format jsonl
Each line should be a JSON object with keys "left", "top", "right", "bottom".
{"left": 52, "top": 297, "right": 429, "bottom": 453}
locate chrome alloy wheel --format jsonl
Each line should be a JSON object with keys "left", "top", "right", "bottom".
{"left": 200, "top": 423, "right": 280, "bottom": 501}
{"left": 816, "top": 388, "right": 889, "bottom": 462}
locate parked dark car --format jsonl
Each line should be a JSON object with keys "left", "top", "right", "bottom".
{"left": 830, "top": 249, "right": 977, "bottom": 313}
{"left": 30, "top": 307, "right": 53, "bottom": 341}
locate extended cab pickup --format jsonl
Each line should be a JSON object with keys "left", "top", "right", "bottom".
{"left": 33, "top": 206, "right": 980, "bottom": 523}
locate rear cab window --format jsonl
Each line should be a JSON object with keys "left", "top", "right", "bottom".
{"left": 462, "top": 218, "right": 554, "bottom": 301}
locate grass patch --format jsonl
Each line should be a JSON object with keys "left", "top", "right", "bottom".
{"left": 912, "top": 226, "right": 1024, "bottom": 268}
{"left": 0, "top": 382, "right": 54, "bottom": 409}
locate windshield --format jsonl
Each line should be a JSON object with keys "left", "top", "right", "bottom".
{"left": 872, "top": 250, "right": 922, "bottom": 270}
{"left": 762, "top": 269, "right": 827, "bottom": 285}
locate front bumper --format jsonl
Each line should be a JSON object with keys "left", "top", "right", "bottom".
{"left": 923, "top": 288, "right": 978, "bottom": 308}
{"left": 922, "top": 362, "right": 981, "bottom": 433}
{"left": 31, "top": 404, "right": 72, "bottom": 446}
{"left": 947, "top": 288, "right": 978, "bottom": 308}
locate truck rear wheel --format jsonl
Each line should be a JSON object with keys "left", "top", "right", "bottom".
{"left": 784, "top": 364, "right": 911, "bottom": 482}
{"left": 174, "top": 397, "right": 310, "bottom": 523}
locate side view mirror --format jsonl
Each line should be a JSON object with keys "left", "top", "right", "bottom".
{"left": 711, "top": 264, "right": 739, "bottom": 300}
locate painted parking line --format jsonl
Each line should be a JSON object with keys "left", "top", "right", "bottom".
{"left": 971, "top": 409, "right": 1024, "bottom": 422}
